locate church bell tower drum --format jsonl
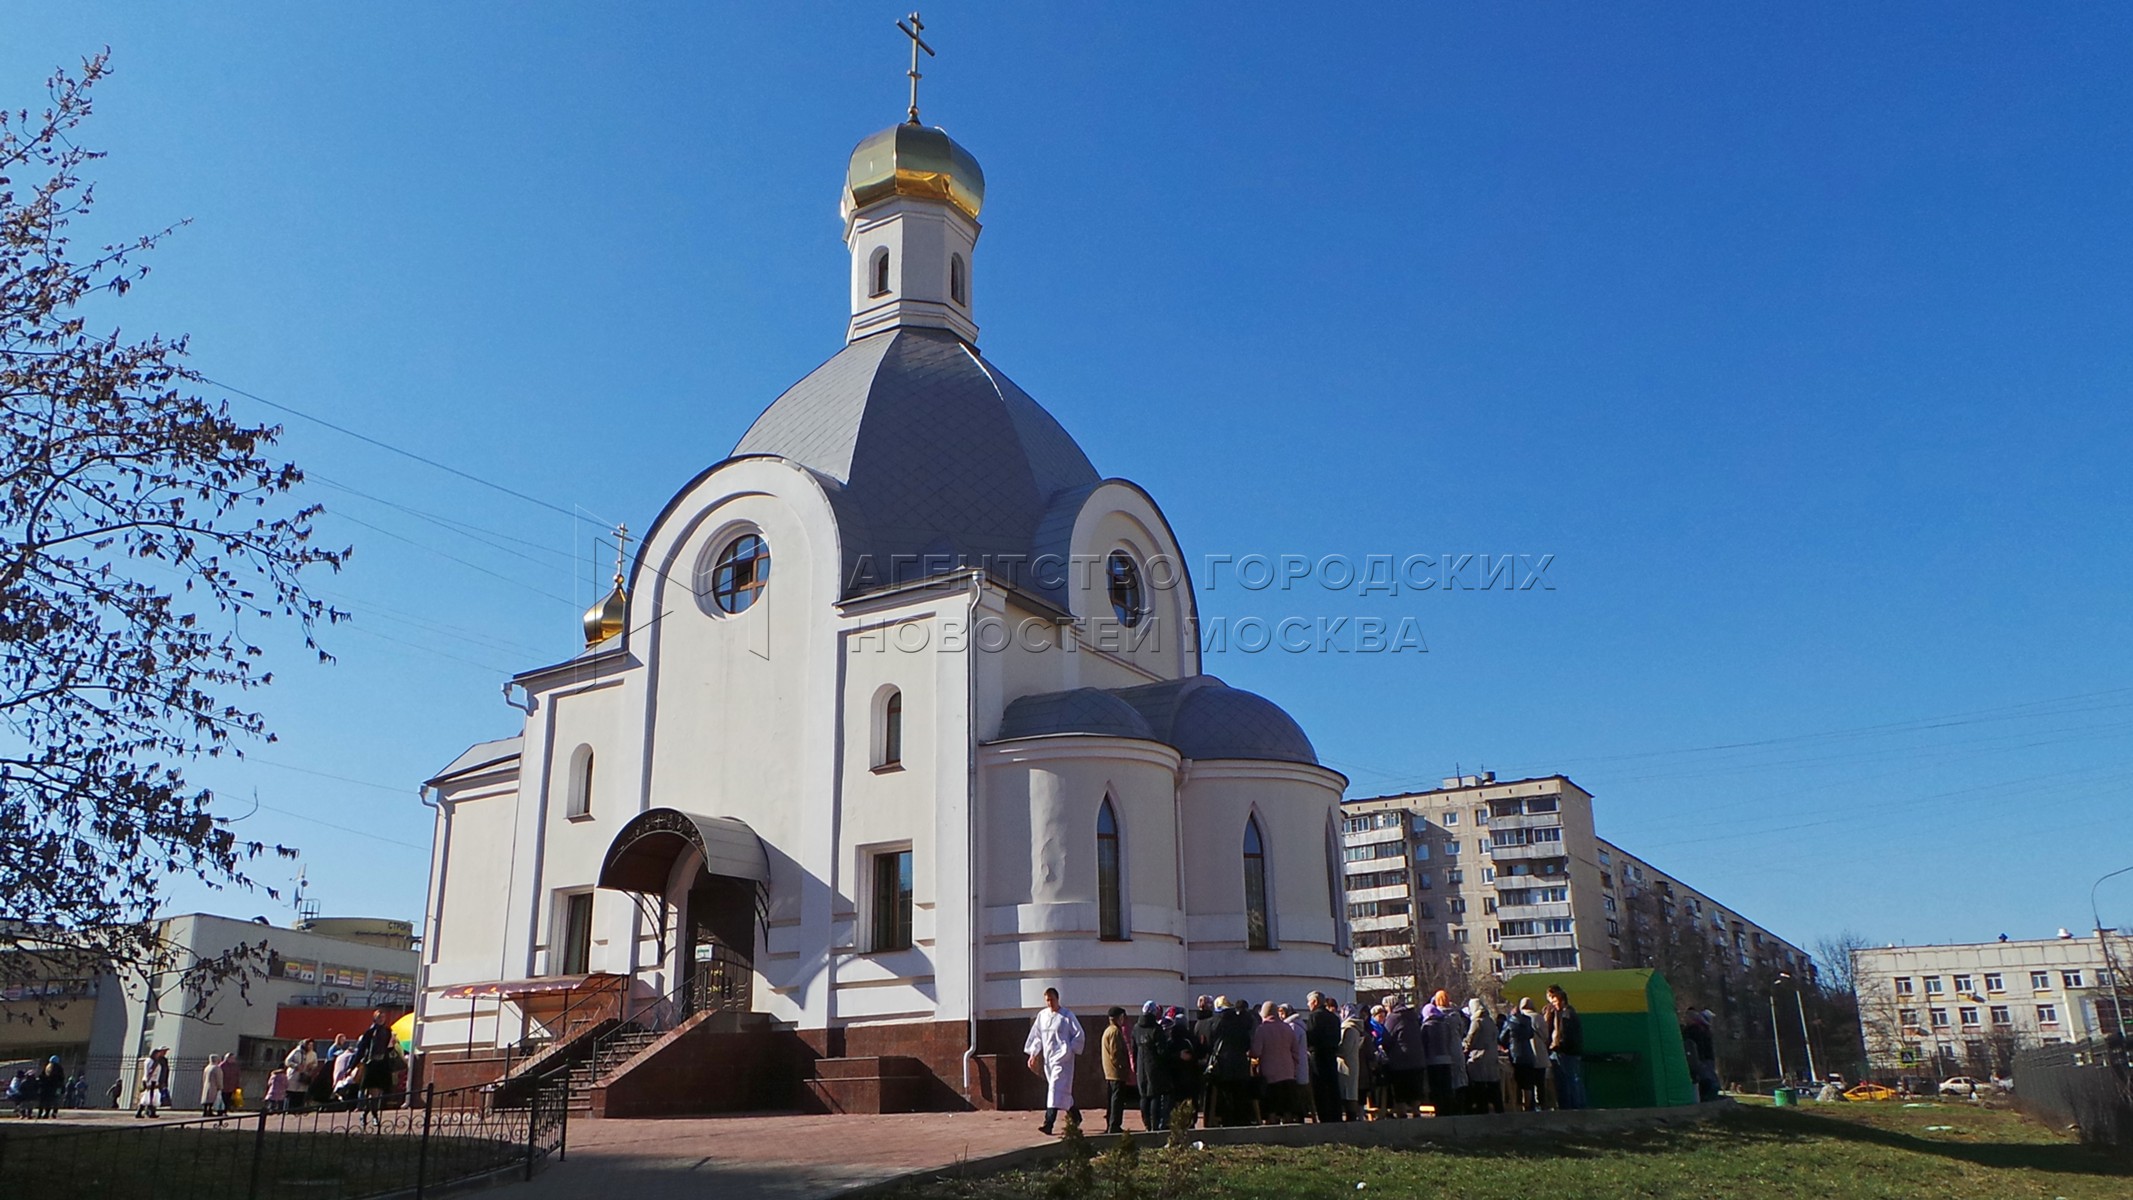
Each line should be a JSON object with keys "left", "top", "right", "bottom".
{"left": 843, "top": 122, "right": 985, "bottom": 345}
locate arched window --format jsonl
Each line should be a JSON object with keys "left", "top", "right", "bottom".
{"left": 870, "top": 248, "right": 891, "bottom": 297}
{"left": 1244, "top": 814, "right": 1271, "bottom": 950}
{"left": 1106, "top": 550, "right": 1145, "bottom": 627}
{"left": 1097, "top": 797, "right": 1125, "bottom": 941}
{"left": 950, "top": 254, "right": 967, "bottom": 306}
{"left": 879, "top": 689, "right": 903, "bottom": 769}
{"left": 1326, "top": 815, "right": 1348, "bottom": 953}
{"left": 565, "top": 745, "right": 594, "bottom": 819}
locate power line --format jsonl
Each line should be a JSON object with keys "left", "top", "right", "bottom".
{"left": 321, "top": 589, "right": 554, "bottom": 660}
{"left": 242, "top": 757, "right": 411, "bottom": 795}
{"left": 253, "top": 801, "right": 428, "bottom": 851}
{"left": 339, "top": 623, "right": 523, "bottom": 675}
{"left": 207, "top": 376, "right": 674, "bottom": 614}
{"left": 204, "top": 375, "right": 610, "bottom": 527}
{"left": 312, "top": 473, "right": 582, "bottom": 568}
{"left": 324, "top": 510, "right": 578, "bottom": 606}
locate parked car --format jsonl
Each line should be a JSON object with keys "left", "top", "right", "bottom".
{"left": 1843, "top": 1082, "right": 1898, "bottom": 1102}
{"left": 1938, "top": 1076, "right": 1984, "bottom": 1097}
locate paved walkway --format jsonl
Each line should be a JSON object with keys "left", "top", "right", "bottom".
{"left": 514, "top": 1111, "right": 1055, "bottom": 1200}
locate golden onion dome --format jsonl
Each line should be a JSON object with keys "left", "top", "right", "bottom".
{"left": 582, "top": 578, "right": 627, "bottom": 647}
{"left": 844, "top": 122, "right": 985, "bottom": 221}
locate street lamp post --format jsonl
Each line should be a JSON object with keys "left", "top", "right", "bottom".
{"left": 2092, "top": 865, "right": 2133, "bottom": 1051}
{"left": 1768, "top": 994, "right": 1786, "bottom": 1083}
{"left": 1778, "top": 972, "right": 1820, "bottom": 1082}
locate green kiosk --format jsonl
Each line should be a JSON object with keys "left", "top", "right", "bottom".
{"left": 1501, "top": 968, "right": 1698, "bottom": 1109}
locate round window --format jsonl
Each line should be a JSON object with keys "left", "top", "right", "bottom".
{"left": 1106, "top": 550, "right": 1145, "bottom": 627}
{"left": 702, "top": 533, "right": 772, "bottom": 614}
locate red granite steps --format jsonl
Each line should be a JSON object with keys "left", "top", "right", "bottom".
{"left": 804, "top": 1055, "right": 929, "bottom": 1114}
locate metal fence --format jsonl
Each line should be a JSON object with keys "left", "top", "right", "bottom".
{"left": 2012, "top": 1039, "right": 2131, "bottom": 1148}
{"left": 0, "top": 1079, "right": 569, "bottom": 1200}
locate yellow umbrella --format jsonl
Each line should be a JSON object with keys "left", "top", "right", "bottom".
{"left": 391, "top": 1010, "right": 416, "bottom": 1053}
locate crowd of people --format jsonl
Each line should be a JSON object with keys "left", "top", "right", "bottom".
{"left": 128, "top": 1008, "right": 405, "bottom": 1122}
{"left": 6, "top": 1057, "right": 73, "bottom": 1118}
{"left": 1023, "top": 983, "right": 1592, "bottom": 1134}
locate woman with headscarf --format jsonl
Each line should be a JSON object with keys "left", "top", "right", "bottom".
{"left": 1366, "top": 1004, "right": 1392, "bottom": 1114}
{"left": 200, "top": 1055, "right": 226, "bottom": 1116}
{"left": 1499, "top": 995, "right": 1545, "bottom": 1111}
{"left": 1380, "top": 996, "right": 1427, "bottom": 1117}
{"left": 1419, "top": 989, "right": 1461, "bottom": 1114}
{"left": 1129, "top": 1001, "right": 1165, "bottom": 1131}
{"left": 1337, "top": 1004, "right": 1367, "bottom": 1121}
{"left": 1160, "top": 1007, "right": 1200, "bottom": 1126}
{"left": 1463, "top": 998, "right": 1504, "bottom": 1114}
{"left": 1250, "top": 1001, "right": 1300, "bottom": 1124}
{"left": 1206, "top": 997, "right": 1257, "bottom": 1127}
{"left": 37, "top": 1056, "right": 66, "bottom": 1118}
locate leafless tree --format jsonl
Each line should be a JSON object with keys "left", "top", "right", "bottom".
{"left": 0, "top": 53, "right": 344, "bottom": 1013}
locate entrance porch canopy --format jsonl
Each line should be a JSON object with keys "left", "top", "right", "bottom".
{"left": 597, "top": 808, "right": 771, "bottom": 894}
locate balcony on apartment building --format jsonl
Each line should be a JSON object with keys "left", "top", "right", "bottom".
{"left": 1347, "top": 822, "right": 1408, "bottom": 847}
{"left": 1485, "top": 809, "right": 1565, "bottom": 831}
{"left": 1488, "top": 840, "right": 1569, "bottom": 863}
{"left": 1492, "top": 900, "right": 1574, "bottom": 923}
{"left": 1497, "top": 930, "right": 1580, "bottom": 952}
{"left": 1346, "top": 882, "right": 1412, "bottom": 905}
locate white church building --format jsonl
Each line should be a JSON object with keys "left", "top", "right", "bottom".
{"left": 416, "top": 104, "right": 1352, "bottom": 1113}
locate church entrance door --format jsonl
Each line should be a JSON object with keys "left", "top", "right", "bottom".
{"left": 681, "top": 872, "right": 755, "bottom": 1014}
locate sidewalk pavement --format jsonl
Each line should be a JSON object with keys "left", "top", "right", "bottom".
{"left": 512, "top": 1110, "right": 1056, "bottom": 1200}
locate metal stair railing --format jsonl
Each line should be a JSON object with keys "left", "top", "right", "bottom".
{"left": 578, "top": 946, "right": 753, "bottom": 1096}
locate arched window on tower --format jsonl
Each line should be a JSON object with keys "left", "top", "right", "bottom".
{"left": 1244, "top": 814, "right": 1272, "bottom": 950}
{"left": 870, "top": 247, "right": 891, "bottom": 297}
{"left": 1326, "top": 814, "right": 1349, "bottom": 954}
{"left": 950, "top": 254, "right": 967, "bottom": 307}
{"left": 566, "top": 745, "right": 594, "bottom": 819}
{"left": 877, "top": 688, "right": 903, "bottom": 769}
{"left": 1097, "top": 797, "right": 1125, "bottom": 941}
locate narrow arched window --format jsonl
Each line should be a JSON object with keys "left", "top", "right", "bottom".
{"left": 1326, "top": 815, "right": 1348, "bottom": 953}
{"left": 1097, "top": 798, "right": 1125, "bottom": 941}
{"left": 950, "top": 254, "right": 967, "bottom": 306}
{"left": 1107, "top": 551, "right": 1146, "bottom": 627}
{"left": 565, "top": 745, "right": 594, "bottom": 819}
{"left": 880, "top": 690, "right": 903, "bottom": 768}
{"left": 870, "top": 248, "right": 891, "bottom": 297}
{"left": 1244, "top": 814, "right": 1271, "bottom": 950}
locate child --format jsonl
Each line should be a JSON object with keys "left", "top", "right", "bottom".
{"left": 263, "top": 1067, "right": 289, "bottom": 1114}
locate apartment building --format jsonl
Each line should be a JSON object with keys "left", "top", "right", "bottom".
{"left": 1340, "top": 774, "right": 1814, "bottom": 1005}
{"left": 1851, "top": 932, "right": 2131, "bottom": 1074}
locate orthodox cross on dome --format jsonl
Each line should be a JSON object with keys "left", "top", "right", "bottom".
{"left": 610, "top": 522, "right": 631, "bottom": 586}
{"left": 897, "top": 12, "right": 934, "bottom": 125}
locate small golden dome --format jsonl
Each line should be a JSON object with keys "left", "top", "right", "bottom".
{"left": 582, "top": 578, "right": 627, "bottom": 647}
{"left": 845, "top": 122, "right": 985, "bottom": 221}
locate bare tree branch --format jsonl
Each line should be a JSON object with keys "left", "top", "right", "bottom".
{"left": 0, "top": 52, "right": 348, "bottom": 1007}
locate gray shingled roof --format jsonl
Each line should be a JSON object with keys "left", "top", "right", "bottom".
{"left": 734, "top": 328, "right": 1100, "bottom": 602}
{"left": 996, "top": 675, "right": 1319, "bottom": 766}
{"left": 998, "top": 688, "right": 1156, "bottom": 742}
{"left": 425, "top": 736, "right": 523, "bottom": 787}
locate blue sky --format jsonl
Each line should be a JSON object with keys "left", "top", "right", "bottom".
{"left": 8, "top": 3, "right": 2130, "bottom": 955}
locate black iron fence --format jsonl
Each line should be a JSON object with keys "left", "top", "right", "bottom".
{"left": 2012, "top": 1038, "right": 2131, "bottom": 1148}
{"left": 0, "top": 1078, "right": 569, "bottom": 1200}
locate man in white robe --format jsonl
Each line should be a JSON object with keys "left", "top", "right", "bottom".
{"left": 1023, "top": 986, "right": 1087, "bottom": 1135}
